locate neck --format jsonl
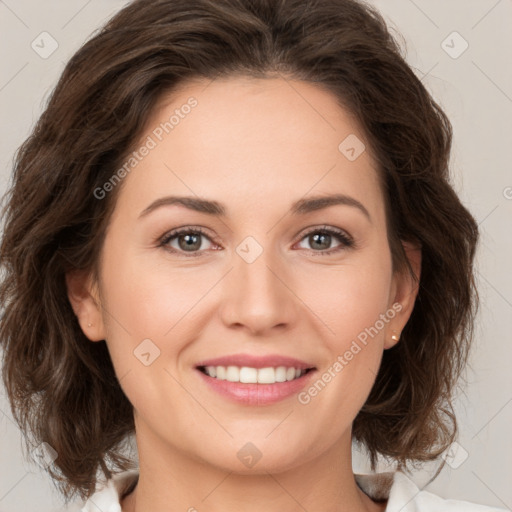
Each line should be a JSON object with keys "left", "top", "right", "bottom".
{"left": 121, "top": 424, "right": 384, "bottom": 512}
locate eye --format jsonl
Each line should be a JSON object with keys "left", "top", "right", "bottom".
{"left": 295, "top": 225, "right": 354, "bottom": 255}
{"left": 158, "top": 225, "right": 355, "bottom": 258}
{"left": 159, "top": 226, "right": 218, "bottom": 257}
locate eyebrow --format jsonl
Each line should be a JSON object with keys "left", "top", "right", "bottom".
{"left": 138, "top": 193, "right": 371, "bottom": 221}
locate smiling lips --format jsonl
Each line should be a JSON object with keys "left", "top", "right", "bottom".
{"left": 196, "top": 353, "right": 315, "bottom": 370}
{"left": 195, "top": 353, "right": 317, "bottom": 405}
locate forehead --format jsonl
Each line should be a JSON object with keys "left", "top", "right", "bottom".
{"left": 113, "top": 76, "right": 385, "bottom": 224}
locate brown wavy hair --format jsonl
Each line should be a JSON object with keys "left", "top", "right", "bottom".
{"left": 0, "top": 0, "right": 478, "bottom": 503}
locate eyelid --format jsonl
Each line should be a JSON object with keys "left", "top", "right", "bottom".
{"left": 294, "top": 225, "right": 355, "bottom": 253}
{"left": 156, "top": 226, "right": 218, "bottom": 258}
{"left": 158, "top": 224, "right": 355, "bottom": 257}
{"left": 298, "top": 224, "right": 353, "bottom": 244}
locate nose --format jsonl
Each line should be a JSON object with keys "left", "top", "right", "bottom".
{"left": 218, "top": 246, "right": 298, "bottom": 336}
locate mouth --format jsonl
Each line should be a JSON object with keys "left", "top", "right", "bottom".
{"left": 193, "top": 354, "right": 317, "bottom": 406}
{"left": 196, "top": 365, "right": 315, "bottom": 384}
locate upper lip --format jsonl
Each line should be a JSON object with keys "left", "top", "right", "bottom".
{"left": 195, "top": 353, "right": 316, "bottom": 370}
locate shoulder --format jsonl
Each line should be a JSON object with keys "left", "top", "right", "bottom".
{"left": 355, "top": 471, "right": 508, "bottom": 512}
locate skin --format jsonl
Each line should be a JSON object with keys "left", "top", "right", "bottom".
{"left": 67, "top": 76, "right": 421, "bottom": 512}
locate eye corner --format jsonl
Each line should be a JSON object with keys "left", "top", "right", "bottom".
{"left": 295, "top": 225, "right": 355, "bottom": 255}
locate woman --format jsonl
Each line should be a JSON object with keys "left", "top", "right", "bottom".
{"left": 0, "top": 0, "right": 505, "bottom": 511}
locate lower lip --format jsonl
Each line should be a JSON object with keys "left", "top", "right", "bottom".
{"left": 196, "top": 368, "right": 316, "bottom": 406}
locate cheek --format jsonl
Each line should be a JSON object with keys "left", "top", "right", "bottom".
{"left": 96, "top": 254, "right": 198, "bottom": 413}
{"left": 294, "top": 253, "right": 393, "bottom": 343}
{"left": 97, "top": 244, "right": 224, "bottom": 397}
{"left": 293, "top": 271, "right": 391, "bottom": 435}
{"left": 293, "top": 249, "right": 393, "bottom": 402}
{"left": 101, "top": 246, "right": 212, "bottom": 336}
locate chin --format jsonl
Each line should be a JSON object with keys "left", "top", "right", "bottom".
{"left": 195, "top": 435, "right": 316, "bottom": 476}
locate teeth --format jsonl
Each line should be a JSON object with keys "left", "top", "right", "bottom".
{"left": 202, "top": 365, "right": 308, "bottom": 384}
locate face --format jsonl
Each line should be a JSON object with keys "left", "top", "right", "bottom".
{"left": 68, "top": 76, "right": 420, "bottom": 475}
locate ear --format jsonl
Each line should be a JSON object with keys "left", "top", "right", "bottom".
{"left": 384, "top": 240, "right": 422, "bottom": 349}
{"left": 65, "top": 269, "right": 106, "bottom": 342}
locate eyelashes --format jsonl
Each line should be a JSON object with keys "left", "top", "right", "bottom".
{"left": 297, "top": 225, "right": 355, "bottom": 254}
{"left": 158, "top": 224, "right": 355, "bottom": 258}
{"left": 158, "top": 226, "right": 217, "bottom": 257}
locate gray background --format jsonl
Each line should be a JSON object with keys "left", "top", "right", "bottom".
{"left": 0, "top": 0, "right": 511, "bottom": 510}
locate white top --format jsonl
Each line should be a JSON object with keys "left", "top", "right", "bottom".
{"left": 80, "top": 469, "right": 508, "bottom": 512}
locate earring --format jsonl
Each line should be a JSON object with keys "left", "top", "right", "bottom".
{"left": 391, "top": 332, "right": 400, "bottom": 342}
{"left": 87, "top": 322, "right": 92, "bottom": 327}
